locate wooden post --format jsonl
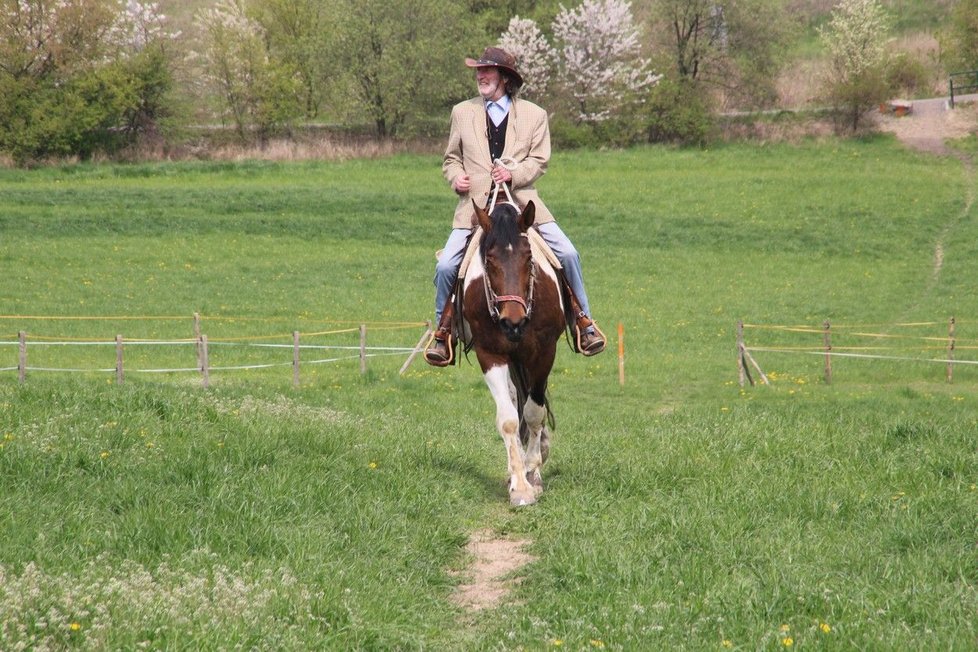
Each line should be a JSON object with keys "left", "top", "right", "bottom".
{"left": 292, "top": 331, "right": 300, "bottom": 388}
{"left": 617, "top": 322, "right": 625, "bottom": 387}
{"left": 823, "top": 320, "right": 832, "bottom": 385}
{"left": 947, "top": 316, "right": 956, "bottom": 383}
{"left": 115, "top": 334, "right": 124, "bottom": 385}
{"left": 737, "top": 321, "right": 747, "bottom": 387}
{"left": 199, "top": 334, "right": 210, "bottom": 388}
{"left": 18, "top": 331, "right": 26, "bottom": 384}
{"left": 359, "top": 324, "right": 367, "bottom": 375}
{"left": 399, "top": 322, "right": 432, "bottom": 375}
{"left": 194, "top": 312, "right": 202, "bottom": 370}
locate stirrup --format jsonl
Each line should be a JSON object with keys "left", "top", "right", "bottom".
{"left": 574, "top": 319, "right": 607, "bottom": 357}
{"left": 423, "top": 331, "right": 456, "bottom": 367}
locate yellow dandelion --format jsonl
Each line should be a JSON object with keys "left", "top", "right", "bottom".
{"left": 590, "top": 640, "right": 605, "bottom": 649}
{"left": 820, "top": 622, "right": 831, "bottom": 633}
{"left": 100, "top": 451, "right": 110, "bottom": 459}
{"left": 781, "top": 637, "right": 793, "bottom": 647}
{"left": 368, "top": 461, "right": 378, "bottom": 470}
{"left": 552, "top": 640, "right": 563, "bottom": 647}
{"left": 779, "top": 624, "right": 790, "bottom": 633}
{"left": 721, "top": 640, "right": 733, "bottom": 648}
{"left": 69, "top": 622, "right": 81, "bottom": 631}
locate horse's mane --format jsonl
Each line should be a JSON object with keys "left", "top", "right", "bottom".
{"left": 480, "top": 203, "right": 522, "bottom": 256}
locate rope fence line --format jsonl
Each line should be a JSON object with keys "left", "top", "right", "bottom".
{"left": 2, "top": 313, "right": 433, "bottom": 387}
{"left": 737, "top": 317, "right": 970, "bottom": 387}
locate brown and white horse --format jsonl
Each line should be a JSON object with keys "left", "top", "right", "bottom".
{"left": 462, "top": 199, "right": 565, "bottom": 506}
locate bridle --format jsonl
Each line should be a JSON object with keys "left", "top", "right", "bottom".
{"left": 482, "top": 173, "right": 537, "bottom": 323}
{"left": 483, "top": 250, "right": 537, "bottom": 323}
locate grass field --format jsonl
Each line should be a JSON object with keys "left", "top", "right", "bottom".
{"left": 2, "top": 136, "right": 978, "bottom": 649}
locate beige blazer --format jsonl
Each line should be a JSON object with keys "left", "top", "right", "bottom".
{"left": 443, "top": 96, "right": 555, "bottom": 229}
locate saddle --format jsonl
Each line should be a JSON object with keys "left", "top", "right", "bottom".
{"left": 451, "top": 224, "right": 600, "bottom": 355}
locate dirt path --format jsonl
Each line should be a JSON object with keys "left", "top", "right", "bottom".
{"left": 877, "top": 95, "right": 977, "bottom": 319}
{"left": 877, "top": 94, "right": 977, "bottom": 155}
{"left": 451, "top": 528, "right": 535, "bottom": 613}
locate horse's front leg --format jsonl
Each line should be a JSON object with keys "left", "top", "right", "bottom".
{"left": 522, "top": 397, "right": 547, "bottom": 495}
{"left": 484, "top": 365, "right": 536, "bottom": 506}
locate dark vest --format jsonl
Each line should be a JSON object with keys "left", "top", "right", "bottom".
{"left": 487, "top": 112, "right": 507, "bottom": 162}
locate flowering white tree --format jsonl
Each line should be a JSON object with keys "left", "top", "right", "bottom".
{"left": 197, "top": 0, "right": 300, "bottom": 141}
{"left": 498, "top": 16, "right": 557, "bottom": 101}
{"left": 552, "top": 0, "right": 661, "bottom": 123}
{"left": 818, "top": 0, "right": 891, "bottom": 132}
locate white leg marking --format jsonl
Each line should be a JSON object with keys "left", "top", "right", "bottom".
{"left": 484, "top": 365, "right": 535, "bottom": 505}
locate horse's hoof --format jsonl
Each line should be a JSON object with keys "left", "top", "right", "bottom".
{"left": 510, "top": 489, "right": 537, "bottom": 507}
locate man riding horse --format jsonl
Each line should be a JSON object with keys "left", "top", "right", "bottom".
{"left": 425, "top": 46, "right": 605, "bottom": 366}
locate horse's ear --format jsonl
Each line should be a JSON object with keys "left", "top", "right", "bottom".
{"left": 473, "top": 200, "right": 492, "bottom": 232}
{"left": 519, "top": 201, "right": 536, "bottom": 231}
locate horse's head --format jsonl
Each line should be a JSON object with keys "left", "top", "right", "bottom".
{"left": 473, "top": 199, "right": 537, "bottom": 342}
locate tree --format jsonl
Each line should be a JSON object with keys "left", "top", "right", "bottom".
{"left": 646, "top": 0, "right": 794, "bottom": 109}
{"left": 818, "top": 0, "right": 891, "bottom": 133}
{"left": 943, "top": 0, "right": 978, "bottom": 73}
{"left": 0, "top": 0, "right": 178, "bottom": 163}
{"left": 552, "top": 0, "right": 661, "bottom": 123}
{"left": 196, "top": 0, "right": 301, "bottom": 142}
{"left": 251, "top": 0, "right": 332, "bottom": 119}
{"left": 332, "top": 0, "right": 475, "bottom": 137}
{"left": 498, "top": 16, "right": 557, "bottom": 102}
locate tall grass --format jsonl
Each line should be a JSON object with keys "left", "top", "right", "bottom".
{"left": 1, "top": 137, "right": 977, "bottom": 648}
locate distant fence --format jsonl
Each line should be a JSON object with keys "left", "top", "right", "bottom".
{"left": 737, "top": 318, "right": 976, "bottom": 386}
{"left": 950, "top": 71, "right": 978, "bottom": 108}
{"left": 1, "top": 313, "right": 432, "bottom": 387}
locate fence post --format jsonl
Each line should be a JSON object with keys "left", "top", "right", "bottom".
{"left": 399, "top": 321, "right": 432, "bottom": 375}
{"left": 199, "top": 334, "right": 210, "bottom": 388}
{"left": 947, "top": 316, "right": 956, "bottom": 383}
{"left": 617, "top": 322, "right": 625, "bottom": 387}
{"left": 18, "top": 331, "right": 26, "bottom": 384}
{"left": 194, "top": 312, "right": 202, "bottom": 370}
{"left": 359, "top": 324, "right": 367, "bottom": 375}
{"left": 292, "top": 330, "right": 300, "bottom": 388}
{"left": 116, "top": 334, "right": 124, "bottom": 385}
{"left": 737, "top": 321, "right": 746, "bottom": 387}
{"left": 823, "top": 320, "right": 832, "bottom": 384}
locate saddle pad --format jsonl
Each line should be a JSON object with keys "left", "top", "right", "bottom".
{"left": 458, "top": 226, "right": 562, "bottom": 283}
{"left": 458, "top": 227, "right": 483, "bottom": 281}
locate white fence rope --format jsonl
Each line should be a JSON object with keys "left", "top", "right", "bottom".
{"left": 1, "top": 331, "right": 428, "bottom": 380}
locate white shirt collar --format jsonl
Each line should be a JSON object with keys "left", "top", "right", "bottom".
{"left": 486, "top": 95, "right": 511, "bottom": 127}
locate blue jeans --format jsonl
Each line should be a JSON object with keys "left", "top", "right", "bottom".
{"left": 433, "top": 222, "right": 592, "bottom": 323}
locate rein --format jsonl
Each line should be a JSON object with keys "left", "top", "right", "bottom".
{"left": 485, "top": 157, "right": 518, "bottom": 215}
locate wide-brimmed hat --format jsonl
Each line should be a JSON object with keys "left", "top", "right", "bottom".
{"left": 465, "top": 47, "right": 523, "bottom": 89}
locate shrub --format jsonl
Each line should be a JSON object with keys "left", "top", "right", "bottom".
{"left": 643, "top": 79, "right": 715, "bottom": 146}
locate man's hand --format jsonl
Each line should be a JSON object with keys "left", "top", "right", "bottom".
{"left": 491, "top": 164, "right": 513, "bottom": 185}
{"left": 452, "top": 174, "right": 471, "bottom": 194}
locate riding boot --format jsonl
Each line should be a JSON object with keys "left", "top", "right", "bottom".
{"left": 564, "top": 285, "right": 606, "bottom": 356}
{"left": 424, "top": 300, "right": 456, "bottom": 367}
